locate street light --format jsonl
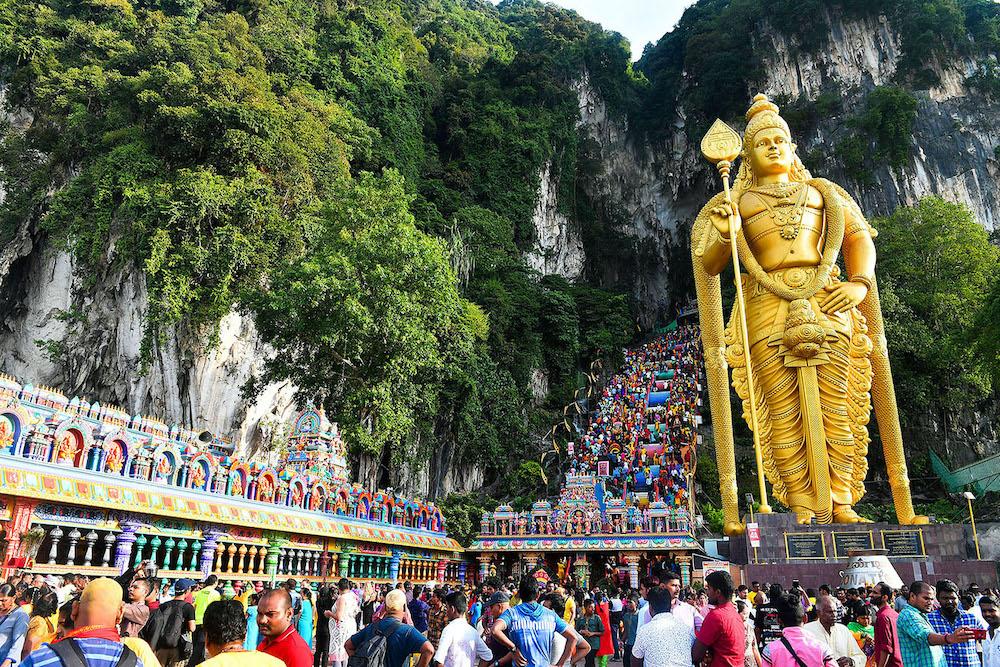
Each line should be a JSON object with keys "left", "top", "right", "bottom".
{"left": 963, "top": 491, "right": 981, "bottom": 560}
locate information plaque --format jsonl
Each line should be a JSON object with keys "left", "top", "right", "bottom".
{"left": 881, "top": 530, "right": 925, "bottom": 557}
{"left": 785, "top": 532, "right": 826, "bottom": 560}
{"left": 832, "top": 531, "right": 875, "bottom": 557}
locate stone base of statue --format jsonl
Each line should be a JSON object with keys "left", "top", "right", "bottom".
{"left": 725, "top": 512, "right": 996, "bottom": 588}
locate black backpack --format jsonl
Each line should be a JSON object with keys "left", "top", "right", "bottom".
{"left": 347, "top": 619, "right": 402, "bottom": 667}
{"left": 49, "top": 639, "right": 138, "bottom": 667}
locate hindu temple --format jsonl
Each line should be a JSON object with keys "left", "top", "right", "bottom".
{"left": 0, "top": 374, "right": 464, "bottom": 585}
{"left": 469, "top": 324, "right": 706, "bottom": 589}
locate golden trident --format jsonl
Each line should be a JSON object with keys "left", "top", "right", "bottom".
{"left": 700, "top": 119, "right": 772, "bottom": 515}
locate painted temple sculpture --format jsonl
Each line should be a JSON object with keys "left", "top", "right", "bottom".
{"left": 692, "top": 94, "right": 926, "bottom": 534}
{"left": 0, "top": 373, "right": 463, "bottom": 583}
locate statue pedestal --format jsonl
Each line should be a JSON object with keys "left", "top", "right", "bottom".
{"left": 729, "top": 512, "right": 996, "bottom": 588}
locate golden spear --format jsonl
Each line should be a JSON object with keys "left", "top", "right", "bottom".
{"left": 700, "top": 119, "right": 772, "bottom": 515}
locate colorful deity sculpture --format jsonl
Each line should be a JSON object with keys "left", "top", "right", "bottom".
{"left": 258, "top": 477, "right": 274, "bottom": 502}
{"left": 0, "top": 419, "right": 13, "bottom": 452}
{"left": 105, "top": 444, "right": 124, "bottom": 474}
{"left": 56, "top": 432, "right": 78, "bottom": 463}
{"left": 230, "top": 474, "right": 243, "bottom": 497}
{"left": 190, "top": 464, "right": 206, "bottom": 489}
{"left": 692, "top": 94, "right": 926, "bottom": 533}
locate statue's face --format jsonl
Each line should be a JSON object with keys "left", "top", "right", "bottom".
{"left": 748, "top": 127, "right": 795, "bottom": 176}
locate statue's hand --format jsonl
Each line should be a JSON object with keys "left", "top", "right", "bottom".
{"left": 709, "top": 201, "right": 741, "bottom": 238}
{"left": 819, "top": 281, "right": 868, "bottom": 314}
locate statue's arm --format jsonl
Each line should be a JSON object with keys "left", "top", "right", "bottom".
{"left": 700, "top": 225, "right": 733, "bottom": 276}
{"left": 841, "top": 204, "right": 876, "bottom": 285}
{"left": 695, "top": 193, "right": 735, "bottom": 276}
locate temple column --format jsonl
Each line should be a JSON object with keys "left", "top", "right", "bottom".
{"left": 624, "top": 553, "right": 641, "bottom": 590}
{"left": 1, "top": 497, "right": 38, "bottom": 578}
{"left": 46, "top": 527, "right": 63, "bottom": 564}
{"left": 458, "top": 561, "right": 467, "bottom": 584}
{"left": 115, "top": 521, "right": 141, "bottom": 572}
{"left": 677, "top": 555, "right": 692, "bottom": 588}
{"left": 390, "top": 551, "right": 401, "bottom": 584}
{"left": 265, "top": 539, "right": 283, "bottom": 582}
{"left": 572, "top": 554, "right": 589, "bottom": 590}
{"left": 201, "top": 530, "right": 223, "bottom": 579}
{"left": 100, "top": 532, "right": 116, "bottom": 568}
{"left": 82, "top": 530, "right": 98, "bottom": 567}
{"left": 189, "top": 540, "right": 202, "bottom": 572}
{"left": 339, "top": 552, "right": 351, "bottom": 578}
{"left": 477, "top": 554, "right": 492, "bottom": 583}
{"left": 327, "top": 553, "right": 338, "bottom": 579}
{"left": 437, "top": 559, "right": 448, "bottom": 583}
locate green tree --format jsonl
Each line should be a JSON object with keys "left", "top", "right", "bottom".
{"left": 249, "top": 170, "right": 481, "bottom": 459}
{"left": 873, "top": 196, "right": 999, "bottom": 414}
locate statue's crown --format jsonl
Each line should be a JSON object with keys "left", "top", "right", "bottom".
{"left": 743, "top": 93, "right": 791, "bottom": 151}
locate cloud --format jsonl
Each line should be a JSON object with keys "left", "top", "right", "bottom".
{"left": 491, "top": 0, "right": 694, "bottom": 61}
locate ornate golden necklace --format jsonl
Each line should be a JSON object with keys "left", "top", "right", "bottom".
{"left": 751, "top": 182, "right": 809, "bottom": 240}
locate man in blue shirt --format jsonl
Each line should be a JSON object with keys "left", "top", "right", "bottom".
{"left": 492, "top": 577, "right": 575, "bottom": 667}
{"left": 21, "top": 578, "right": 146, "bottom": 667}
{"left": 927, "top": 580, "right": 981, "bottom": 667}
{"left": 0, "top": 584, "right": 29, "bottom": 667}
{"left": 347, "top": 590, "right": 433, "bottom": 667}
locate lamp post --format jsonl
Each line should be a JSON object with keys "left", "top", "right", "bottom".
{"left": 963, "top": 491, "right": 981, "bottom": 560}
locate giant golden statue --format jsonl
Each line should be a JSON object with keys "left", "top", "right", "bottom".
{"left": 692, "top": 94, "right": 927, "bottom": 534}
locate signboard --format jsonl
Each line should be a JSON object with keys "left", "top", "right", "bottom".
{"left": 597, "top": 460, "right": 610, "bottom": 477}
{"left": 881, "top": 530, "right": 925, "bottom": 557}
{"left": 702, "top": 560, "right": 730, "bottom": 576}
{"left": 785, "top": 532, "right": 827, "bottom": 560}
{"left": 567, "top": 442, "right": 574, "bottom": 455}
{"left": 746, "top": 522, "right": 761, "bottom": 548}
{"left": 832, "top": 531, "right": 875, "bottom": 557}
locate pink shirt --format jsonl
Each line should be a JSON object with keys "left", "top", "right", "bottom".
{"left": 763, "top": 627, "right": 835, "bottom": 667}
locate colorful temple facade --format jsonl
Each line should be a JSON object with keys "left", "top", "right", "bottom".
{"left": 0, "top": 374, "right": 464, "bottom": 585}
{"left": 470, "top": 327, "right": 706, "bottom": 590}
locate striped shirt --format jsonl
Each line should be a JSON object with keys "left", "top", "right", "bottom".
{"left": 897, "top": 604, "right": 945, "bottom": 667}
{"left": 927, "top": 609, "right": 981, "bottom": 667}
{"left": 21, "top": 638, "right": 146, "bottom": 667}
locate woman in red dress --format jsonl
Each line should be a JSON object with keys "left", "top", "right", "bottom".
{"left": 594, "top": 590, "right": 615, "bottom": 667}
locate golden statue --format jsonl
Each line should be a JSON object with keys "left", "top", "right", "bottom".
{"left": 692, "top": 95, "right": 927, "bottom": 533}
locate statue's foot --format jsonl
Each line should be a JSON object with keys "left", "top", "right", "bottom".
{"left": 724, "top": 521, "right": 745, "bottom": 536}
{"left": 791, "top": 506, "right": 815, "bottom": 524}
{"left": 902, "top": 514, "right": 930, "bottom": 525}
{"left": 833, "top": 506, "right": 872, "bottom": 523}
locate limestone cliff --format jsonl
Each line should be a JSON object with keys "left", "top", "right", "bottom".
{"left": 1, "top": 3, "right": 997, "bottom": 495}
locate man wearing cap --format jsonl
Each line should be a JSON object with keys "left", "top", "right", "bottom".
{"left": 143, "top": 579, "right": 197, "bottom": 667}
{"left": 21, "top": 578, "right": 148, "bottom": 667}
{"left": 483, "top": 592, "right": 513, "bottom": 667}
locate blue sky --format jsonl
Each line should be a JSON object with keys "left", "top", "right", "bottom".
{"left": 492, "top": 0, "right": 695, "bottom": 61}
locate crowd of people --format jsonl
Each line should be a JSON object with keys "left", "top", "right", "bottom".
{"left": 4, "top": 562, "right": 997, "bottom": 667}
{"left": 568, "top": 324, "right": 703, "bottom": 509}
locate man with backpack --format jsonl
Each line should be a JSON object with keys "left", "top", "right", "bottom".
{"left": 192, "top": 577, "right": 222, "bottom": 666}
{"left": 345, "top": 590, "right": 433, "bottom": 667}
{"left": 142, "top": 578, "right": 196, "bottom": 667}
{"left": 21, "top": 578, "right": 148, "bottom": 667}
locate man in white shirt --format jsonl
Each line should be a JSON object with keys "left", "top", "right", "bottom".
{"left": 804, "top": 597, "right": 867, "bottom": 667}
{"left": 631, "top": 587, "right": 694, "bottom": 667}
{"left": 981, "top": 596, "right": 1000, "bottom": 667}
{"left": 434, "top": 591, "right": 493, "bottom": 667}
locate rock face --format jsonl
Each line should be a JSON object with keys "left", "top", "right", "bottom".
{"left": 2, "top": 8, "right": 998, "bottom": 494}
{"left": 524, "top": 160, "right": 586, "bottom": 280}
{"left": 0, "top": 222, "right": 298, "bottom": 452}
